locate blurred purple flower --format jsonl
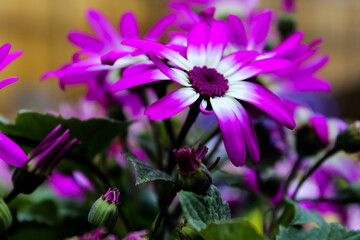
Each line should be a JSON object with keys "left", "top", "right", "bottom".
{"left": 42, "top": 9, "right": 175, "bottom": 112}
{"left": 113, "top": 20, "right": 295, "bottom": 167}
{"left": 48, "top": 171, "right": 93, "bottom": 201}
{"left": 0, "top": 132, "right": 27, "bottom": 168}
{"left": 0, "top": 43, "right": 22, "bottom": 90}
{"left": 123, "top": 230, "right": 147, "bottom": 240}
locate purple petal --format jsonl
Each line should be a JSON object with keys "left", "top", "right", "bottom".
{"left": 148, "top": 53, "right": 190, "bottom": 86}
{"left": 100, "top": 49, "right": 131, "bottom": 65}
{"left": 0, "top": 132, "right": 27, "bottom": 168}
{"left": 268, "top": 32, "right": 303, "bottom": 56}
{"left": 187, "top": 22, "right": 208, "bottom": 67}
{"left": 227, "top": 58, "right": 291, "bottom": 82}
{"left": 122, "top": 39, "right": 192, "bottom": 71}
{"left": 247, "top": 10, "right": 272, "bottom": 52}
{"left": 0, "top": 50, "right": 22, "bottom": 72}
{"left": 145, "top": 14, "right": 177, "bottom": 41}
{"left": 236, "top": 103, "right": 260, "bottom": 164}
{"left": 111, "top": 69, "right": 169, "bottom": 93}
{"left": 210, "top": 97, "right": 246, "bottom": 167}
{"left": 228, "top": 15, "right": 248, "bottom": 50}
{"left": 122, "top": 61, "right": 155, "bottom": 77}
{"left": 0, "top": 77, "right": 18, "bottom": 90}
{"left": 310, "top": 114, "right": 329, "bottom": 144}
{"left": 227, "top": 81, "right": 296, "bottom": 129}
{"left": 0, "top": 43, "right": 11, "bottom": 65}
{"left": 145, "top": 87, "right": 199, "bottom": 120}
{"left": 206, "top": 20, "right": 228, "bottom": 68}
{"left": 86, "top": 9, "right": 121, "bottom": 47}
{"left": 216, "top": 50, "right": 259, "bottom": 77}
{"left": 120, "top": 11, "right": 140, "bottom": 39}
{"left": 68, "top": 31, "right": 104, "bottom": 54}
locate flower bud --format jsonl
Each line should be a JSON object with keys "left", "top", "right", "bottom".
{"left": 11, "top": 124, "right": 80, "bottom": 194}
{"left": 335, "top": 121, "right": 360, "bottom": 153}
{"left": 88, "top": 188, "right": 120, "bottom": 229}
{"left": 174, "top": 145, "right": 213, "bottom": 195}
{"left": 0, "top": 199, "right": 12, "bottom": 234}
{"left": 277, "top": 14, "right": 297, "bottom": 40}
{"left": 296, "top": 124, "right": 327, "bottom": 157}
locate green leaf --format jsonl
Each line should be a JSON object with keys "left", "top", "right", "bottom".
{"left": 177, "top": 185, "right": 230, "bottom": 231}
{"left": 279, "top": 199, "right": 325, "bottom": 227}
{"left": 276, "top": 199, "right": 360, "bottom": 240}
{"left": 0, "top": 111, "right": 129, "bottom": 159}
{"left": 277, "top": 223, "right": 360, "bottom": 240}
{"left": 200, "top": 219, "right": 264, "bottom": 240}
{"left": 124, "top": 152, "right": 175, "bottom": 185}
{"left": 17, "top": 200, "right": 59, "bottom": 225}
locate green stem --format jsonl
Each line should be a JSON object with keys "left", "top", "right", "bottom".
{"left": 149, "top": 185, "right": 180, "bottom": 240}
{"left": 292, "top": 147, "right": 338, "bottom": 199}
{"left": 4, "top": 189, "right": 19, "bottom": 204}
{"left": 283, "top": 155, "right": 304, "bottom": 197}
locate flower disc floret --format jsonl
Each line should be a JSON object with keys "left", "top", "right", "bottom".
{"left": 188, "top": 66, "right": 229, "bottom": 98}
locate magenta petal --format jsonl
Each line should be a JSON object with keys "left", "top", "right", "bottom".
{"left": 206, "top": 20, "right": 228, "bottom": 68}
{"left": 269, "top": 31, "right": 303, "bottom": 56}
{"left": 68, "top": 31, "right": 104, "bottom": 54}
{"left": 122, "top": 39, "right": 192, "bottom": 71}
{"left": 0, "top": 77, "right": 18, "bottom": 90}
{"left": 0, "top": 50, "right": 22, "bottom": 72}
{"left": 228, "top": 15, "right": 248, "bottom": 50}
{"left": 227, "top": 58, "right": 291, "bottom": 82}
{"left": 217, "top": 50, "right": 259, "bottom": 77}
{"left": 210, "top": 97, "right": 246, "bottom": 167}
{"left": 187, "top": 22, "right": 208, "bottom": 67}
{"left": 0, "top": 43, "right": 11, "bottom": 65}
{"left": 122, "top": 61, "right": 155, "bottom": 77}
{"left": 236, "top": 103, "right": 260, "bottom": 164}
{"left": 0, "top": 132, "right": 27, "bottom": 167}
{"left": 86, "top": 9, "right": 120, "bottom": 47}
{"left": 111, "top": 68, "right": 169, "bottom": 93}
{"left": 120, "top": 11, "right": 140, "bottom": 39}
{"left": 145, "top": 87, "right": 199, "bottom": 120}
{"left": 145, "top": 13, "right": 176, "bottom": 41}
{"left": 247, "top": 10, "right": 272, "bottom": 52}
{"left": 227, "top": 81, "right": 296, "bottom": 129}
{"left": 149, "top": 53, "right": 190, "bottom": 86}
{"left": 310, "top": 114, "right": 329, "bottom": 144}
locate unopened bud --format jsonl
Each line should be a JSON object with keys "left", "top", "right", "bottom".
{"left": 174, "top": 145, "right": 213, "bottom": 195}
{"left": 335, "top": 121, "right": 360, "bottom": 153}
{"left": 277, "top": 14, "right": 297, "bottom": 40}
{"left": 296, "top": 124, "right": 327, "bottom": 157}
{"left": 0, "top": 199, "right": 12, "bottom": 234}
{"left": 88, "top": 188, "right": 120, "bottom": 229}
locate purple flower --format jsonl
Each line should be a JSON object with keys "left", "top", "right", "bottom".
{"left": 27, "top": 124, "right": 81, "bottom": 175}
{"left": 112, "top": 20, "right": 295, "bottom": 167}
{"left": 48, "top": 171, "right": 92, "bottom": 201}
{"left": 42, "top": 9, "right": 175, "bottom": 110}
{"left": 0, "top": 132, "right": 27, "bottom": 168}
{"left": 123, "top": 230, "right": 147, "bottom": 240}
{"left": 0, "top": 43, "right": 22, "bottom": 90}
{"left": 283, "top": 0, "right": 295, "bottom": 13}
{"left": 170, "top": 0, "right": 259, "bottom": 19}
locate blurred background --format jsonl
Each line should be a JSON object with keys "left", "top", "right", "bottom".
{"left": 0, "top": 0, "right": 359, "bottom": 119}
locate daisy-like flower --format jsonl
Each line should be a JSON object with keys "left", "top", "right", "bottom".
{"left": 0, "top": 43, "right": 22, "bottom": 90}
{"left": 112, "top": 20, "right": 295, "bottom": 167}
{"left": 42, "top": 9, "right": 175, "bottom": 108}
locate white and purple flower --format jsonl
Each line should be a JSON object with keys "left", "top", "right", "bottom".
{"left": 112, "top": 20, "right": 295, "bottom": 167}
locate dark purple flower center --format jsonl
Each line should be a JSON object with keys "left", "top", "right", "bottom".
{"left": 188, "top": 66, "right": 229, "bottom": 98}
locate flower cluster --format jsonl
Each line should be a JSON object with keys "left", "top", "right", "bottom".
{"left": 0, "top": 0, "right": 359, "bottom": 239}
